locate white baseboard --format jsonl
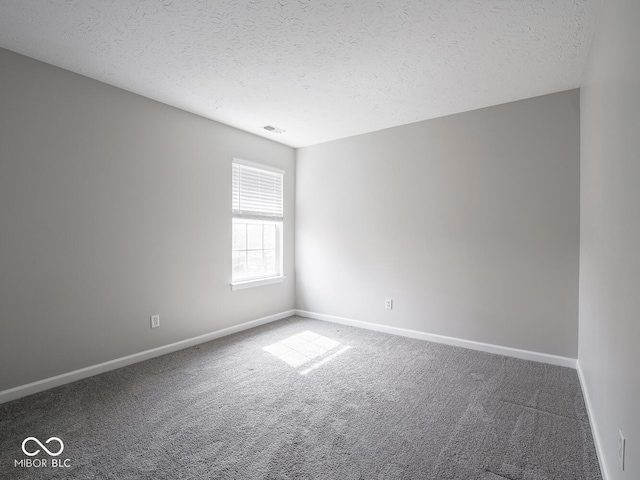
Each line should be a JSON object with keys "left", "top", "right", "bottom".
{"left": 295, "top": 309, "right": 577, "bottom": 369}
{"left": 576, "top": 360, "right": 610, "bottom": 480}
{"left": 0, "top": 309, "right": 295, "bottom": 405}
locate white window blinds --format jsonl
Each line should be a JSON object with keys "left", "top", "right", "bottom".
{"left": 232, "top": 159, "right": 284, "bottom": 220}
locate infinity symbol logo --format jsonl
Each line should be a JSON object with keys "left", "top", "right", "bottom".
{"left": 21, "top": 437, "right": 64, "bottom": 457}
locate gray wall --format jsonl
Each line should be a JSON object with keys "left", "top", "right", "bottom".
{"left": 0, "top": 48, "right": 295, "bottom": 392}
{"left": 296, "top": 90, "right": 580, "bottom": 358}
{"left": 579, "top": 0, "right": 640, "bottom": 478}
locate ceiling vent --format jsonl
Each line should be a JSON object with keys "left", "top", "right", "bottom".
{"left": 264, "top": 125, "right": 285, "bottom": 134}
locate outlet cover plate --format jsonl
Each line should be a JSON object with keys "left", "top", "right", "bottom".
{"left": 151, "top": 314, "right": 160, "bottom": 329}
{"left": 618, "top": 429, "right": 625, "bottom": 470}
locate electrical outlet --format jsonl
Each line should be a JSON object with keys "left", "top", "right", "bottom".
{"left": 150, "top": 314, "right": 160, "bottom": 329}
{"left": 385, "top": 299, "right": 393, "bottom": 310}
{"left": 618, "top": 429, "right": 625, "bottom": 470}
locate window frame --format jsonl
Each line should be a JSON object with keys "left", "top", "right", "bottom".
{"left": 230, "top": 159, "right": 285, "bottom": 290}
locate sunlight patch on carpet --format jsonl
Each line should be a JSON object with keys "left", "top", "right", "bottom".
{"left": 263, "top": 331, "right": 351, "bottom": 374}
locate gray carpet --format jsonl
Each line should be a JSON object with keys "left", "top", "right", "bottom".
{"left": 0, "top": 316, "right": 602, "bottom": 479}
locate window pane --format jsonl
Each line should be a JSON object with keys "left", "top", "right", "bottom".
{"left": 264, "top": 224, "right": 276, "bottom": 250}
{"left": 264, "top": 249, "right": 276, "bottom": 273}
{"left": 232, "top": 223, "right": 246, "bottom": 251}
{"left": 247, "top": 251, "right": 264, "bottom": 275}
{"left": 247, "top": 224, "right": 263, "bottom": 250}
{"left": 232, "top": 251, "right": 247, "bottom": 278}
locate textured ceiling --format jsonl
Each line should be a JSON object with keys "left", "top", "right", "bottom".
{"left": 0, "top": 0, "right": 602, "bottom": 147}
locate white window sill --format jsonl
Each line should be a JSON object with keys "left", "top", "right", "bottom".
{"left": 230, "top": 276, "right": 285, "bottom": 291}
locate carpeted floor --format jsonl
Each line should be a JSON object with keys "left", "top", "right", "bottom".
{"left": 0, "top": 316, "right": 602, "bottom": 479}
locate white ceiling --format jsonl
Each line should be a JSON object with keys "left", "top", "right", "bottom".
{"left": 0, "top": 0, "right": 602, "bottom": 148}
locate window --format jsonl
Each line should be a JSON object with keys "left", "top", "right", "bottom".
{"left": 231, "top": 159, "right": 284, "bottom": 289}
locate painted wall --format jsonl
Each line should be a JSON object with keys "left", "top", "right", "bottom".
{"left": 0, "top": 48, "right": 295, "bottom": 392}
{"left": 296, "top": 90, "right": 580, "bottom": 358}
{"left": 579, "top": 0, "right": 640, "bottom": 478}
